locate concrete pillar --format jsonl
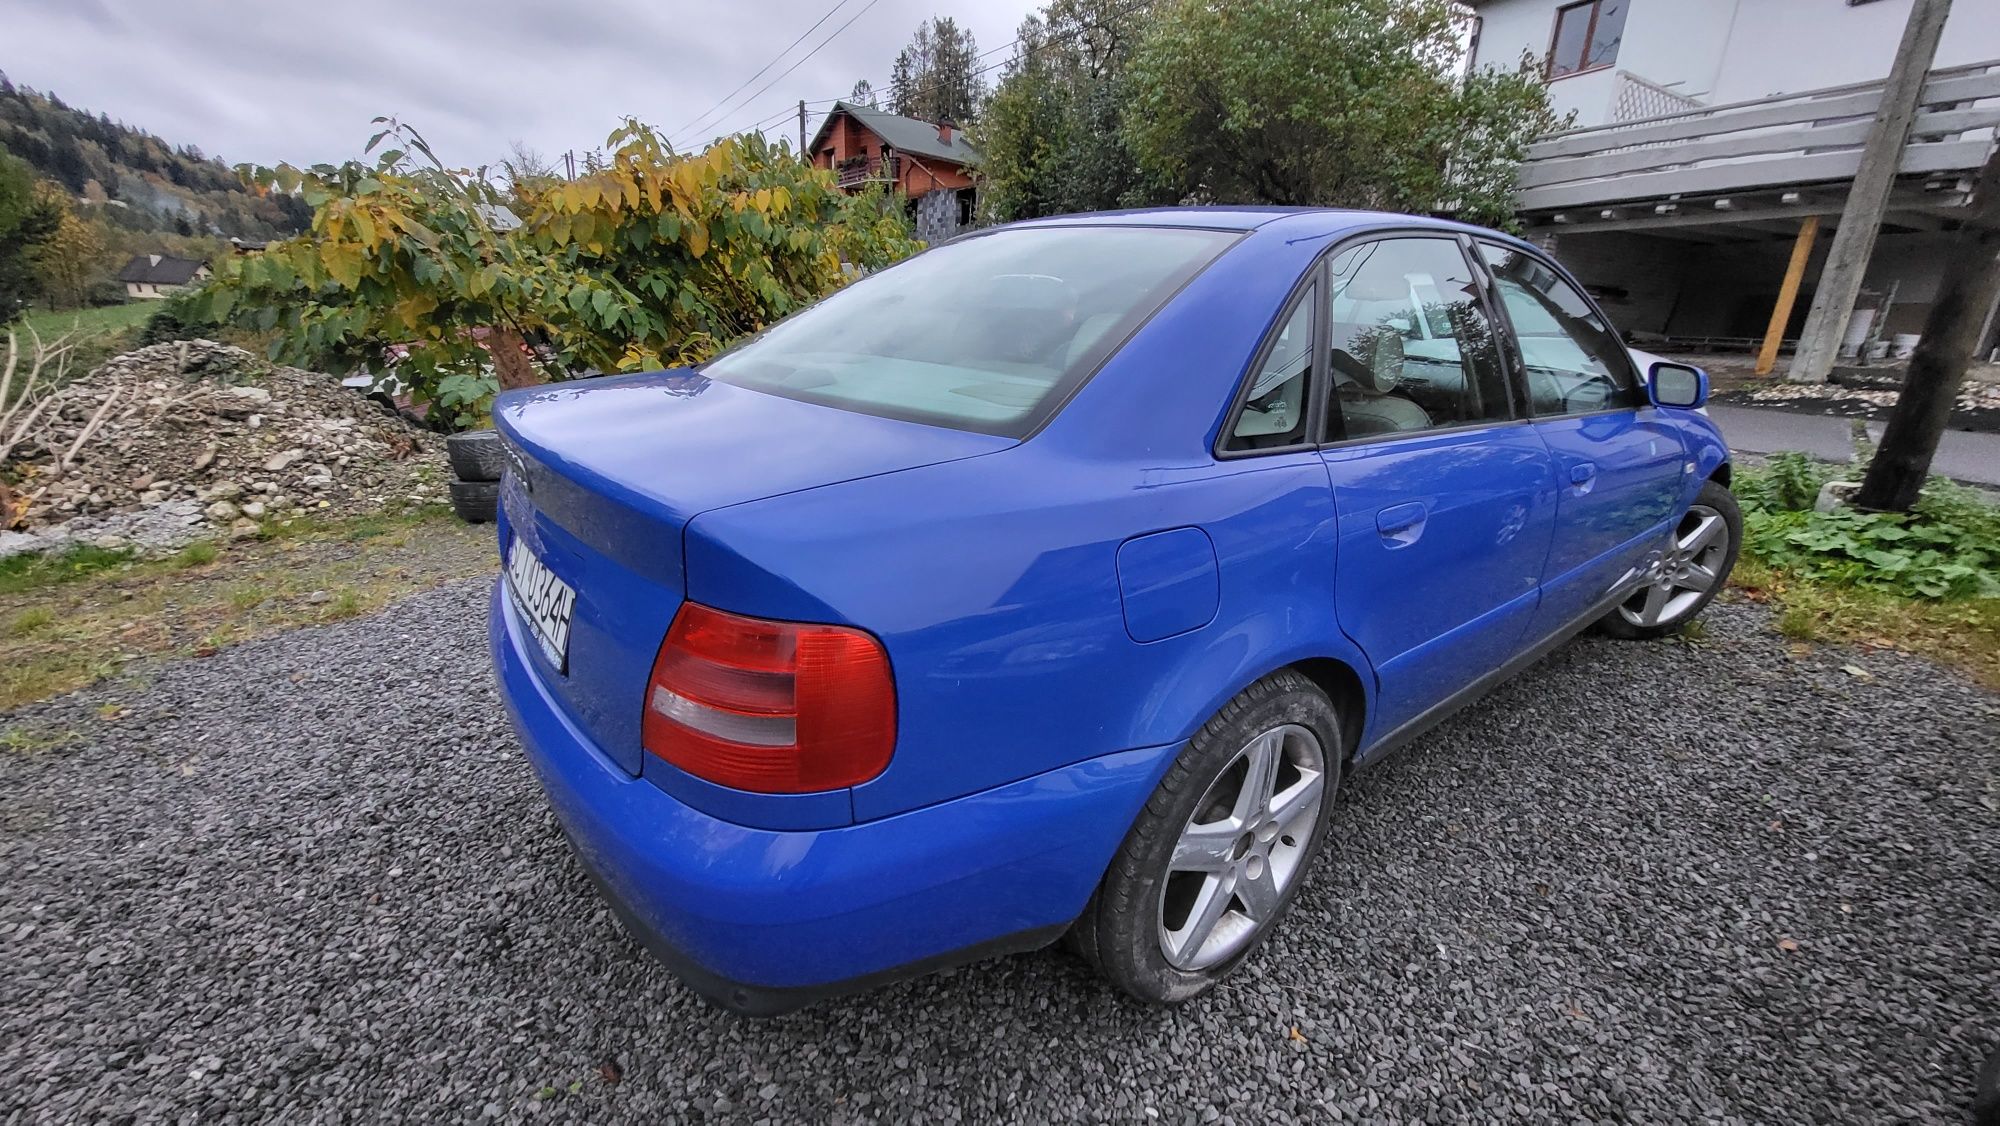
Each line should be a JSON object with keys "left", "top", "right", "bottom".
{"left": 1787, "top": 0, "right": 1952, "bottom": 383}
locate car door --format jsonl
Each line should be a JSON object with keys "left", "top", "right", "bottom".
{"left": 1474, "top": 242, "right": 1688, "bottom": 636}
{"left": 1313, "top": 235, "right": 1559, "bottom": 743}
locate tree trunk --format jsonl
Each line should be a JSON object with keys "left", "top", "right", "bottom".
{"left": 487, "top": 327, "right": 543, "bottom": 392}
{"left": 1853, "top": 155, "right": 2000, "bottom": 512}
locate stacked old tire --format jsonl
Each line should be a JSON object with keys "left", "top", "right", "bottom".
{"left": 445, "top": 430, "right": 506, "bottom": 523}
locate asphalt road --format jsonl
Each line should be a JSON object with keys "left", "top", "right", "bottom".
{"left": 1709, "top": 404, "right": 2000, "bottom": 487}
{"left": 3, "top": 579, "right": 1997, "bottom": 1123}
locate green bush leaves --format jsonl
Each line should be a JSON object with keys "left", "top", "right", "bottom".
{"left": 1739, "top": 453, "right": 2000, "bottom": 601}
{"left": 191, "top": 121, "right": 923, "bottom": 429}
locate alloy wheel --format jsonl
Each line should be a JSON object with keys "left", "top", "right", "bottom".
{"left": 1157, "top": 723, "right": 1326, "bottom": 971}
{"left": 1618, "top": 503, "right": 1730, "bottom": 629}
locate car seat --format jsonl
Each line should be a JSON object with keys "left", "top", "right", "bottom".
{"left": 1331, "top": 330, "right": 1431, "bottom": 437}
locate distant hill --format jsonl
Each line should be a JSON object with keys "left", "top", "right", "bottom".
{"left": 0, "top": 71, "right": 309, "bottom": 241}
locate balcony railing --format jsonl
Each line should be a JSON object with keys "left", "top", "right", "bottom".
{"left": 836, "top": 155, "right": 898, "bottom": 189}
{"left": 1517, "top": 59, "right": 2000, "bottom": 213}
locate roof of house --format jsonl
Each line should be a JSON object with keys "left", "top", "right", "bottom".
{"left": 117, "top": 254, "right": 208, "bottom": 285}
{"left": 809, "top": 101, "right": 982, "bottom": 167}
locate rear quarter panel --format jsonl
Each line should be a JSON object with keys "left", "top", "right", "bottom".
{"left": 684, "top": 446, "right": 1363, "bottom": 820}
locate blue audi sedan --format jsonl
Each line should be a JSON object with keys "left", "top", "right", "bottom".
{"left": 489, "top": 208, "right": 1737, "bottom": 1014}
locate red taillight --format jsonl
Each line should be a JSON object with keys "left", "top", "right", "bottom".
{"left": 641, "top": 602, "right": 896, "bottom": 793}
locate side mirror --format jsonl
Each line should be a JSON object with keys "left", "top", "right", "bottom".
{"left": 1648, "top": 361, "right": 1708, "bottom": 409}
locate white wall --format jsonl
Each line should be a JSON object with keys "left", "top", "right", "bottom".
{"left": 1471, "top": 0, "right": 1734, "bottom": 126}
{"left": 1710, "top": 0, "right": 2000, "bottom": 103}
{"left": 1471, "top": 0, "right": 2000, "bottom": 128}
{"left": 1614, "top": 0, "right": 1739, "bottom": 102}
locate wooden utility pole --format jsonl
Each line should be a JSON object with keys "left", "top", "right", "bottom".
{"left": 1787, "top": 0, "right": 1952, "bottom": 383}
{"left": 1757, "top": 216, "right": 1820, "bottom": 376}
{"left": 798, "top": 100, "right": 807, "bottom": 158}
{"left": 1854, "top": 149, "right": 2000, "bottom": 511}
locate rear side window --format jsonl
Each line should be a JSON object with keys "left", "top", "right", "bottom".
{"left": 703, "top": 226, "right": 1236, "bottom": 437}
{"left": 1323, "top": 237, "right": 1513, "bottom": 441}
{"left": 1227, "top": 283, "right": 1316, "bottom": 452}
{"left": 1477, "top": 242, "right": 1644, "bottom": 415}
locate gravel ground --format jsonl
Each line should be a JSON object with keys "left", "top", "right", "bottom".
{"left": 3, "top": 579, "right": 1997, "bottom": 1124}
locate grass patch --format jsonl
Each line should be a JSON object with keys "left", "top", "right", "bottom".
{"left": 17, "top": 302, "right": 155, "bottom": 341}
{"left": 12, "top": 303, "right": 156, "bottom": 382}
{"left": 0, "top": 507, "right": 493, "bottom": 710}
{"left": 257, "top": 503, "right": 450, "bottom": 546}
{"left": 5, "top": 606, "right": 55, "bottom": 637}
{"left": 0, "top": 723, "right": 78, "bottom": 753}
{"left": 1730, "top": 455, "right": 2000, "bottom": 688}
{"left": 0, "top": 543, "right": 137, "bottom": 595}
{"left": 325, "top": 588, "right": 364, "bottom": 619}
{"left": 1732, "top": 558, "right": 2000, "bottom": 688}
{"left": 168, "top": 541, "right": 220, "bottom": 568}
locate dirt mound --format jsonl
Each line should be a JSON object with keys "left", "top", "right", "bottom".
{"left": 2, "top": 340, "right": 443, "bottom": 551}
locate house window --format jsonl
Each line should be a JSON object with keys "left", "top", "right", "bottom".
{"left": 1548, "top": 0, "right": 1626, "bottom": 79}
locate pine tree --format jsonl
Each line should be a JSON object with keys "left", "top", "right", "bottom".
{"left": 888, "top": 17, "right": 987, "bottom": 124}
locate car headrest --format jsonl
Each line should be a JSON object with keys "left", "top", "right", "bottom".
{"left": 988, "top": 273, "right": 1077, "bottom": 312}
{"left": 1336, "top": 270, "right": 1411, "bottom": 302}
{"left": 1337, "top": 329, "right": 1403, "bottom": 393}
{"left": 1064, "top": 313, "right": 1122, "bottom": 369}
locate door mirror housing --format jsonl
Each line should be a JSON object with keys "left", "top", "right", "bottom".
{"left": 1647, "top": 361, "right": 1708, "bottom": 409}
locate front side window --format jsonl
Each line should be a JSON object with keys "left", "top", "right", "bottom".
{"left": 1478, "top": 242, "right": 1643, "bottom": 416}
{"left": 703, "top": 225, "right": 1235, "bottom": 437}
{"left": 1323, "top": 238, "right": 1512, "bottom": 441}
{"left": 1549, "top": 0, "right": 1626, "bottom": 78}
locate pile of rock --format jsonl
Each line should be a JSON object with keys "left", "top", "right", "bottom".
{"left": 1745, "top": 375, "right": 2000, "bottom": 412}
{"left": 1, "top": 340, "right": 442, "bottom": 557}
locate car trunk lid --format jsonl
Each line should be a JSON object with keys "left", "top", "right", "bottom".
{"left": 492, "top": 370, "right": 1012, "bottom": 776}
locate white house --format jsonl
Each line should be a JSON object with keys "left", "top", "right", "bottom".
{"left": 117, "top": 254, "right": 210, "bottom": 300}
{"left": 1467, "top": 0, "right": 2000, "bottom": 359}
{"left": 1472, "top": 0, "right": 2000, "bottom": 129}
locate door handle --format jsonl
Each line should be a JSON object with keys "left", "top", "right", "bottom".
{"left": 1376, "top": 501, "right": 1427, "bottom": 547}
{"left": 1568, "top": 461, "right": 1598, "bottom": 493}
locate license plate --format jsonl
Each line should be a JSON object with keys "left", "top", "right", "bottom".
{"left": 505, "top": 538, "right": 575, "bottom": 672}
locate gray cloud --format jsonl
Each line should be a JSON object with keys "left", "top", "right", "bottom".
{"left": 3, "top": 0, "right": 1031, "bottom": 169}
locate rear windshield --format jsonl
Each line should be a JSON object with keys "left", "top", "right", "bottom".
{"left": 701, "top": 225, "right": 1237, "bottom": 436}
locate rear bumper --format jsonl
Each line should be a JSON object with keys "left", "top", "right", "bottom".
{"left": 489, "top": 582, "right": 1177, "bottom": 1014}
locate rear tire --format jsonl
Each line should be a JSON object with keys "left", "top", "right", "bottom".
{"left": 449, "top": 479, "right": 499, "bottom": 524}
{"left": 1598, "top": 478, "right": 1741, "bottom": 641}
{"left": 445, "top": 429, "right": 509, "bottom": 483}
{"left": 1069, "top": 670, "right": 1342, "bottom": 1005}
{"left": 1975, "top": 1043, "right": 2000, "bottom": 1126}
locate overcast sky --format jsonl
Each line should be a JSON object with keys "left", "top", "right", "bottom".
{"left": 3, "top": 0, "right": 1035, "bottom": 170}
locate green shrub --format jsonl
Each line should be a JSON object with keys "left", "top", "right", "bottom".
{"left": 1736, "top": 451, "right": 1829, "bottom": 513}
{"left": 1737, "top": 454, "right": 2000, "bottom": 601}
{"left": 135, "top": 292, "right": 223, "bottom": 347}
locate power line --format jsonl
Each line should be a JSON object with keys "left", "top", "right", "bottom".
{"left": 674, "top": 0, "right": 889, "bottom": 148}
{"left": 742, "top": 99, "right": 832, "bottom": 137}
{"left": 727, "top": 0, "right": 1161, "bottom": 151}
{"left": 666, "top": 0, "right": 859, "bottom": 147}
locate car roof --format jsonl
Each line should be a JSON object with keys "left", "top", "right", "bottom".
{"left": 989, "top": 206, "right": 1517, "bottom": 244}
